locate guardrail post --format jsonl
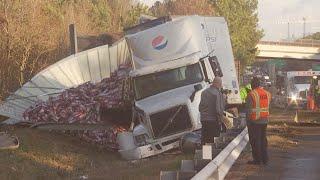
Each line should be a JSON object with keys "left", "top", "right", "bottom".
{"left": 192, "top": 128, "right": 249, "bottom": 180}
{"left": 203, "top": 144, "right": 213, "bottom": 160}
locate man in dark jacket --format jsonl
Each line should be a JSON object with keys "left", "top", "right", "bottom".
{"left": 199, "top": 77, "right": 225, "bottom": 145}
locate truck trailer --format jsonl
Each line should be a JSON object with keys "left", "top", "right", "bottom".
{"left": 117, "top": 15, "right": 242, "bottom": 160}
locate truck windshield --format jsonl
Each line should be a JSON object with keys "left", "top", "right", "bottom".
{"left": 294, "top": 76, "right": 312, "bottom": 84}
{"left": 134, "top": 63, "right": 203, "bottom": 100}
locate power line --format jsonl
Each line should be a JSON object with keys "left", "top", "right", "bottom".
{"left": 260, "top": 18, "right": 320, "bottom": 40}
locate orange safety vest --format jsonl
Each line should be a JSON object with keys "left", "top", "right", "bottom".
{"left": 248, "top": 87, "right": 271, "bottom": 120}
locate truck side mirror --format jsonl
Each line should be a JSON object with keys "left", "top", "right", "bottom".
{"left": 208, "top": 56, "right": 223, "bottom": 77}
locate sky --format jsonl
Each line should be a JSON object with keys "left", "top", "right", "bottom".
{"left": 139, "top": 0, "right": 320, "bottom": 41}
{"left": 258, "top": 0, "right": 320, "bottom": 41}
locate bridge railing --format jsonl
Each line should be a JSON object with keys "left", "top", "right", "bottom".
{"left": 259, "top": 40, "right": 320, "bottom": 47}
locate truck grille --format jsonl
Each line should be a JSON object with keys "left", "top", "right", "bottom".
{"left": 150, "top": 105, "right": 192, "bottom": 138}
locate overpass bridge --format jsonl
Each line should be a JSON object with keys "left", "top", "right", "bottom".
{"left": 256, "top": 40, "right": 320, "bottom": 61}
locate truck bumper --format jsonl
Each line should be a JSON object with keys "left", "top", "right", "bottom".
{"left": 118, "top": 139, "right": 180, "bottom": 160}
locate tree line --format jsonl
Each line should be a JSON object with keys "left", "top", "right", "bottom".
{"left": 0, "top": 0, "right": 262, "bottom": 101}
{"left": 303, "top": 32, "right": 320, "bottom": 40}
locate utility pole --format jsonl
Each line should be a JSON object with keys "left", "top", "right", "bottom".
{"left": 267, "top": 19, "right": 320, "bottom": 40}
{"left": 303, "top": 17, "right": 306, "bottom": 38}
{"left": 287, "top": 22, "right": 290, "bottom": 40}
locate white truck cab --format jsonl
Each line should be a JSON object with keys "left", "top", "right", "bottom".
{"left": 286, "top": 71, "right": 320, "bottom": 107}
{"left": 117, "top": 15, "right": 241, "bottom": 160}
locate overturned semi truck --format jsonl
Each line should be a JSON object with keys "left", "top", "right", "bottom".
{"left": 117, "top": 15, "right": 242, "bottom": 160}
{"left": 0, "top": 15, "right": 242, "bottom": 160}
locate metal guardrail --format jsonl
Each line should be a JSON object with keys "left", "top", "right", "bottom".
{"left": 191, "top": 128, "right": 249, "bottom": 180}
{"left": 259, "top": 40, "right": 320, "bottom": 47}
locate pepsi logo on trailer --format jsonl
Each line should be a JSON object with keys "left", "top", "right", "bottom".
{"left": 152, "top": 35, "right": 168, "bottom": 50}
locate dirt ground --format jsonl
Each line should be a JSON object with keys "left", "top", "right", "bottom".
{"left": 1, "top": 109, "right": 319, "bottom": 180}
{"left": 0, "top": 126, "right": 192, "bottom": 180}
{"left": 226, "top": 109, "right": 320, "bottom": 180}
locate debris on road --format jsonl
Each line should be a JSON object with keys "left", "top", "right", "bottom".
{"left": 22, "top": 64, "right": 132, "bottom": 149}
{"left": 23, "top": 64, "right": 132, "bottom": 124}
{"left": 0, "top": 132, "right": 19, "bottom": 150}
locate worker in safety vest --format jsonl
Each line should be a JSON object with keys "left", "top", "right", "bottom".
{"left": 246, "top": 77, "right": 271, "bottom": 165}
{"left": 315, "top": 85, "right": 320, "bottom": 109}
{"left": 240, "top": 84, "right": 252, "bottom": 103}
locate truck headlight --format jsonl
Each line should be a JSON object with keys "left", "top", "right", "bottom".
{"left": 134, "top": 134, "right": 149, "bottom": 146}
{"left": 133, "top": 124, "right": 150, "bottom": 147}
{"left": 290, "top": 94, "right": 302, "bottom": 103}
{"left": 291, "top": 94, "right": 297, "bottom": 102}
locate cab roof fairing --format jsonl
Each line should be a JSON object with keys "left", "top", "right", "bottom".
{"left": 125, "top": 16, "right": 204, "bottom": 71}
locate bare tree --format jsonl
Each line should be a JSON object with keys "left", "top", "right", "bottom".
{"left": 0, "top": 0, "right": 148, "bottom": 100}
